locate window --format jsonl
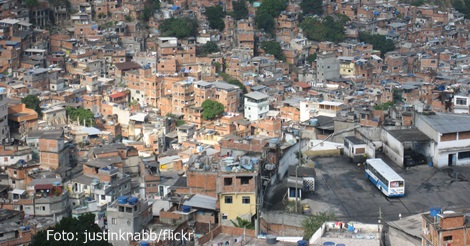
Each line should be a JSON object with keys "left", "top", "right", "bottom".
{"left": 444, "top": 236, "right": 452, "bottom": 241}
{"left": 456, "top": 98, "right": 467, "bottom": 105}
{"left": 100, "top": 195, "right": 105, "bottom": 200}
{"left": 13, "top": 171, "right": 17, "bottom": 175}
{"left": 224, "top": 196, "right": 233, "bottom": 204}
{"left": 222, "top": 214, "right": 228, "bottom": 220}
{"left": 224, "top": 178, "right": 232, "bottom": 186}
{"left": 459, "top": 151, "right": 470, "bottom": 159}
{"left": 112, "top": 218, "right": 117, "bottom": 224}
{"left": 242, "top": 196, "right": 250, "bottom": 204}
{"left": 240, "top": 177, "right": 252, "bottom": 185}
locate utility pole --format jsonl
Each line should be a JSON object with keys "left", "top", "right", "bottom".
{"left": 295, "top": 129, "right": 301, "bottom": 214}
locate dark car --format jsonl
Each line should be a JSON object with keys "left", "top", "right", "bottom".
{"left": 404, "top": 156, "right": 416, "bottom": 167}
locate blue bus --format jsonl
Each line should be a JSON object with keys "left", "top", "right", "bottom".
{"left": 365, "top": 158, "right": 405, "bottom": 197}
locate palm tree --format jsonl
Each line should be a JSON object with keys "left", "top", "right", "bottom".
{"left": 230, "top": 217, "right": 254, "bottom": 230}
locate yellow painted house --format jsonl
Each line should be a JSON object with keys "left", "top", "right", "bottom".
{"left": 218, "top": 172, "right": 258, "bottom": 226}
{"left": 220, "top": 192, "right": 257, "bottom": 225}
{"left": 338, "top": 56, "right": 356, "bottom": 77}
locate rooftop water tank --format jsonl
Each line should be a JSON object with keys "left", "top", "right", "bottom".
{"left": 182, "top": 205, "right": 191, "bottom": 213}
{"left": 117, "top": 196, "right": 128, "bottom": 204}
{"left": 128, "top": 197, "right": 138, "bottom": 205}
{"left": 430, "top": 207, "right": 441, "bottom": 217}
{"left": 140, "top": 242, "right": 149, "bottom": 246}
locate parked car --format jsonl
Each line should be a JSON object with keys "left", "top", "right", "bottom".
{"left": 404, "top": 156, "right": 416, "bottom": 167}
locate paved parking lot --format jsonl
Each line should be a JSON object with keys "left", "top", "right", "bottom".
{"left": 298, "top": 155, "right": 470, "bottom": 223}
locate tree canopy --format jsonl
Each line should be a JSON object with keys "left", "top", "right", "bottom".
{"left": 257, "top": 0, "right": 287, "bottom": 17}
{"left": 358, "top": 32, "right": 395, "bottom": 57}
{"left": 201, "top": 100, "right": 225, "bottom": 120}
{"left": 25, "top": 0, "right": 38, "bottom": 8}
{"left": 228, "top": 79, "right": 248, "bottom": 94}
{"left": 300, "top": 0, "right": 323, "bottom": 16}
{"left": 255, "top": 12, "right": 275, "bottom": 35}
{"left": 306, "top": 53, "right": 317, "bottom": 63}
{"left": 453, "top": 0, "right": 470, "bottom": 18}
{"left": 159, "top": 17, "right": 198, "bottom": 39}
{"left": 231, "top": 0, "right": 249, "bottom": 20}
{"left": 302, "top": 212, "right": 336, "bottom": 240}
{"left": 255, "top": 0, "right": 287, "bottom": 35}
{"left": 202, "top": 41, "right": 220, "bottom": 55}
{"left": 30, "top": 213, "right": 111, "bottom": 246}
{"left": 21, "top": 94, "right": 42, "bottom": 116}
{"left": 140, "top": 0, "right": 160, "bottom": 22}
{"left": 66, "top": 107, "right": 95, "bottom": 126}
{"left": 260, "top": 41, "right": 285, "bottom": 61}
{"left": 204, "top": 5, "right": 226, "bottom": 31}
{"left": 300, "top": 15, "right": 349, "bottom": 43}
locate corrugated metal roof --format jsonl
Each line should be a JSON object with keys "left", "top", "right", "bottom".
{"left": 419, "top": 113, "right": 470, "bottom": 134}
{"left": 183, "top": 194, "right": 217, "bottom": 210}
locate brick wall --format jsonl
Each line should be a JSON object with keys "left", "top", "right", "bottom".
{"left": 221, "top": 226, "right": 256, "bottom": 238}
{"left": 441, "top": 133, "right": 457, "bottom": 142}
{"left": 260, "top": 218, "right": 304, "bottom": 237}
{"left": 196, "top": 213, "right": 216, "bottom": 224}
{"left": 187, "top": 172, "right": 217, "bottom": 192}
{"left": 198, "top": 225, "right": 222, "bottom": 245}
{"left": 459, "top": 131, "right": 470, "bottom": 140}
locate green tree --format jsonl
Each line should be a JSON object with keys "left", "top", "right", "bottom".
{"left": 201, "top": 100, "right": 224, "bottom": 120}
{"left": 260, "top": 41, "right": 285, "bottom": 61}
{"left": 203, "top": 41, "right": 220, "bottom": 54}
{"left": 358, "top": 32, "right": 395, "bottom": 58}
{"left": 255, "top": 12, "right": 275, "bottom": 35}
{"left": 295, "top": 150, "right": 307, "bottom": 165}
{"left": 231, "top": 216, "right": 255, "bottom": 229}
{"left": 176, "top": 119, "right": 186, "bottom": 126}
{"left": 302, "top": 212, "right": 336, "bottom": 240}
{"left": 25, "top": 0, "right": 38, "bottom": 9}
{"left": 232, "top": 0, "right": 249, "bottom": 20}
{"left": 66, "top": 107, "right": 95, "bottom": 126}
{"left": 257, "top": 0, "right": 287, "bottom": 17}
{"left": 124, "top": 15, "right": 133, "bottom": 22}
{"left": 204, "top": 5, "right": 226, "bottom": 31}
{"left": 140, "top": 0, "right": 160, "bottom": 21}
{"left": 255, "top": 0, "right": 287, "bottom": 35}
{"left": 159, "top": 17, "right": 198, "bottom": 39}
{"left": 373, "top": 101, "right": 395, "bottom": 110}
{"left": 228, "top": 79, "right": 248, "bottom": 94}
{"left": 21, "top": 94, "right": 42, "bottom": 116}
{"left": 30, "top": 213, "right": 112, "bottom": 246}
{"left": 301, "top": 0, "right": 323, "bottom": 16}
{"left": 453, "top": 0, "right": 468, "bottom": 17}
{"left": 306, "top": 53, "right": 317, "bottom": 63}
{"left": 300, "top": 15, "right": 349, "bottom": 43}
{"left": 410, "top": 0, "right": 425, "bottom": 6}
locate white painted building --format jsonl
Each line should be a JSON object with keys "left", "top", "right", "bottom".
{"left": 244, "top": 91, "right": 269, "bottom": 121}
{"left": 414, "top": 112, "right": 470, "bottom": 167}
{"left": 300, "top": 100, "right": 345, "bottom": 121}
{"left": 453, "top": 93, "right": 470, "bottom": 114}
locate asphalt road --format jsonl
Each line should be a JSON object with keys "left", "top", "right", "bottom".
{"left": 267, "top": 155, "right": 470, "bottom": 224}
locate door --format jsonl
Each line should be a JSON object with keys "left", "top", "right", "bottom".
{"left": 159, "top": 185, "right": 164, "bottom": 197}
{"left": 448, "top": 154, "right": 456, "bottom": 166}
